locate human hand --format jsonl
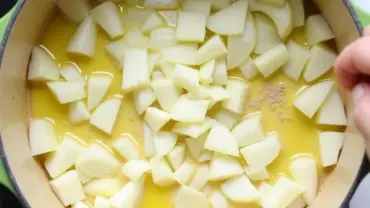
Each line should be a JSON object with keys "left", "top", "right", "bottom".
{"left": 335, "top": 27, "right": 370, "bottom": 139}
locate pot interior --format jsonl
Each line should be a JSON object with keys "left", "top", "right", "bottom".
{"left": 0, "top": 0, "right": 365, "bottom": 207}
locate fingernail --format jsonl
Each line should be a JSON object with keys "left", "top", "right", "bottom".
{"left": 353, "top": 84, "right": 365, "bottom": 105}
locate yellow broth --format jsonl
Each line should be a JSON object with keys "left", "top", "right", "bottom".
{"left": 30, "top": 2, "right": 343, "bottom": 207}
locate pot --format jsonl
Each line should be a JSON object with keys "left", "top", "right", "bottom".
{"left": 0, "top": 0, "right": 366, "bottom": 207}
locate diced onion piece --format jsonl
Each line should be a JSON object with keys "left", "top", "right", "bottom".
{"left": 90, "top": 1, "right": 124, "bottom": 39}
{"left": 159, "top": 11, "right": 178, "bottom": 27}
{"left": 122, "top": 48, "right": 150, "bottom": 92}
{"left": 294, "top": 81, "right": 334, "bottom": 118}
{"left": 239, "top": 57, "right": 258, "bottom": 80}
{"left": 202, "top": 85, "right": 230, "bottom": 108}
{"left": 245, "top": 166, "right": 269, "bottom": 181}
{"left": 90, "top": 98, "right": 121, "bottom": 135}
{"left": 72, "top": 201, "right": 89, "bottom": 208}
{"left": 254, "top": 43, "right": 289, "bottom": 78}
{"left": 149, "top": 27, "right": 177, "bottom": 50}
{"left": 207, "top": 0, "right": 248, "bottom": 35}
{"left": 47, "top": 82, "right": 86, "bottom": 104}
{"left": 305, "top": 14, "right": 335, "bottom": 46}
{"left": 231, "top": 112, "right": 264, "bottom": 147}
{"left": 60, "top": 64, "right": 86, "bottom": 85}
{"left": 213, "top": 108, "right": 240, "bottom": 130}
{"left": 195, "top": 35, "right": 227, "bottom": 65}
{"left": 29, "top": 119, "right": 58, "bottom": 156}
{"left": 264, "top": 177, "right": 303, "bottom": 208}
{"left": 198, "top": 150, "right": 213, "bottom": 163}
{"left": 319, "top": 132, "right": 345, "bottom": 167}
{"left": 249, "top": 1, "right": 293, "bottom": 39}
{"left": 171, "top": 95, "right": 209, "bottom": 123}
{"left": 208, "top": 153, "right": 244, "bottom": 181}
{"left": 144, "top": 122, "right": 156, "bottom": 157}
{"left": 121, "top": 160, "right": 151, "bottom": 181}
{"left": 126, "top": 28, "right": 149, "bottom": 49}
{"left": 109, "top": 178, "right": 145, "bottom": 208}
{"left": 87, "top": 73, "right": 113, "bottom": 111}
{"left": 94, "top": 196, "right": 110, "bottom": 208}
{"left": 205, "top": 124, "right": 240, "bottom": 157}
{"left": 125, "top": 7, "right": 153, "bottom": 28}
{"left": 152, "top": 71, "right": 166, "bottom": 80}
{"left": 289, "top": 197, "right": 307, "bottom": 208}
{"left": 144, "top": 107, "right": 171, "bottom": 132}
{"left": 176, "top": 12, "right": 207, "bottom": 42}
{"left": 57, "top": 0, "right": 91, "bottom": 23}
{"left": 113, "top": 136, "right": 140, "bottom": 161}
{"left": 253, "top": 13, "right": 282, "bottom": 55}
{"left": 290, "top": 157, "right": 318, "bottom": 205}
{"left": 240, "top": 134, "right": 281, "bottom": 167}
{"left": 76, "top": 167, "right": 92, "bottom": 184}
{"left": 154, "top": 131, "right": 177, "bottom": 156}
{"left": 211, "top": 0, "right": 232, "bottom": 11}
{"left": 50, "top": 170, "right": 85, "bottom": 207}
{"left": 76, "top": 144, "right": 121, "bottom": 178}
{"left": 142, "top": 12, "right": 164, "bottom": 33}
{"left": 144, "top": 0, "right": 180, "bottom": 9}
{"left": 67, "top": 16, "right": 96, "bottom": 58}
{"left": 162, "top": 43, "right": 198, "bottom": 66}
{"left": 316, "top": 91, "right": 347, "bottom": 126}
{"left": 166, "top": 144, "right": 186, "bottom": 170}
{"left": 69, "top": 101, "right": 90, "bottom": 124}
{"left": 283, "top": 41, "right": 310, "bottom": 81}
{"left": 133, "top": 88, "right": 157, "bottom": 115}
{"left": 151, "top": 79, "right": 183, "bottom": 112}
{"left": 28, "top": 46, "right": 60, "bottom": 81}
{"left": 227, "top": 12, "right": 256, "bottom": 69}
{"left": 45, "top": 134, "right": 86, "bottom": 178}
{"left": 259, "top": 0, "right": 285, "bottom": 7}
{"left": 303, "top": 45, "right": 336, "bottom": 83}
{"left": 160, "top": 62, "right": 176, "bottom": 79}
{"left": 150, "top": 156, "right": 176, "bottom": 187}
{"left": 289, "top": 0, "right": 305, "bottom": 27}
{"left": 172, "top": 117, "right": 215, "bottom": 138}
{"left": 199, "top": 59, "right": 215, "bottom": 85}
{"left": 259, "top": 182, "right": 273, "bottom": 205}
{"left": 210, "top": 190, "right": 229, "bottom": 208}
{"left": 105, "top": 38, "right": 128, "bottom": 69}
{"left": 174, "top": 185, "right": 211, "bottom": 208}
{"left": 183, "top": 0, "right": 212, "bottom": 16}
{"left": 222, "top": 78, "right": 249, "bottom": 114}
{"left": 174, "top": 162, "right": 195, "bottom": 185}
{"left": 212, "top": 58, "right": 228, "bottom": 86}
{"left": 173, "top": 64, "right": 200, "bottom": 93}
{"left": 189, "top": 165, "right": 209, "bottom": 190}
{"left": 221, "top": 174, "right": 259, "bottom": 204}
{"left": 186, "top": 134, "right": 207, "bottom": 160}
{"left": 83, "top": 178, "right": 121, "bottom": 198}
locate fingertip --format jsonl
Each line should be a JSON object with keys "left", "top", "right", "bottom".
{"left": 363, "top": 26, "right": 370, "bottom": 37}
{"left": 334, "top": 43, "right": 358, "bottom": 89}
{"left": 354, "top": 91, "right": 370, "bottom": 138}
{"left": 349, "top": 37, "right": 370, "bottom": 74}
{"left": 335, "top": 37, "right": 370, "bottom": 90}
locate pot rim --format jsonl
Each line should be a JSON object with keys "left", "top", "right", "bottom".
{"left": 0, "top": 0, "right": 365, "bottom": 208}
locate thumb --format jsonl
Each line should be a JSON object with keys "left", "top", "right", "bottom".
{"left": 353, "top": 83, "right": 370, "bottom": 139}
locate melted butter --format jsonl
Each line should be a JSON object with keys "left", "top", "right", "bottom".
{"left": 31, "top": 10, "right": 341, "bottom": 208}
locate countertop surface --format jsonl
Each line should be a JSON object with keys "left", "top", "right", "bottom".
{"left": 0, "top": 0, "right": 369, "bottom": 207}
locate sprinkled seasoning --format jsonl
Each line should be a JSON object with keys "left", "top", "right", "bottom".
{"left": 248, "top": 82, "right": 291, "bottom": 122}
